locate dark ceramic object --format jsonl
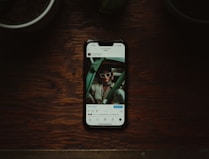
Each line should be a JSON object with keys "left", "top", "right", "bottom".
{"left": 163, "top": 0, "right": 209, "bottom": 24}
{"left": 0, "top": 0, "right": 60, "bottom": 31}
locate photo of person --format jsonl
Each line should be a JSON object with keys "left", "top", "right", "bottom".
{"left": 86, "top": 58, "right": 126, "bottom": 104}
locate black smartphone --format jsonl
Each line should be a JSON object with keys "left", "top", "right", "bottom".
{"left": 83, "top": 40, "right": 127, "bottom": 128}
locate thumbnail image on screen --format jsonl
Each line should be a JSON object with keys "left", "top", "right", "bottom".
{"left": 85, "top": 57, "right": 126, "bottom": 105}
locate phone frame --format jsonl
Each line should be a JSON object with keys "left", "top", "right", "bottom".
{"left": 83, "top": 39, "right": 128, "bottom": 128}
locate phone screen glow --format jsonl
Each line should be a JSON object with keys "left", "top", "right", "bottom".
{"left": 85, "top": 41, "right": 126, "bottom": 127}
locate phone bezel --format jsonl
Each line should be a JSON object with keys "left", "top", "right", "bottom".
{"left": 83, "top": 40, "right": 128, "bottom": 129}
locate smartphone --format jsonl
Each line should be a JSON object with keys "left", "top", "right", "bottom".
{"left": 83, "top": 40, "right": 127, "bottom": 128}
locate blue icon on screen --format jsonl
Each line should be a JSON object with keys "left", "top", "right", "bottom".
{"left": 113, "top": 105, "right": 123, "bottom": 109}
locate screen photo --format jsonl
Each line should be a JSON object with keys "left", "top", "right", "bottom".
{"left": 86, "top": 58, "right": 125, "bottom": 104}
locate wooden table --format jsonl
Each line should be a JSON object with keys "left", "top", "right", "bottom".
{"left": 0, "top": 0, "right": 209, "bottom": 153}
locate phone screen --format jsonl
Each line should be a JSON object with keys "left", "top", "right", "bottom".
{"left": 84, "top": 40, "right": 127, "bottom": 128}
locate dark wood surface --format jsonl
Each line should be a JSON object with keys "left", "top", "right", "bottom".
{"left": 0, "top": 0, "right": 209, "bottom": 149}
{"left": 1, "top": 150, "right": 209, "bottom": 159}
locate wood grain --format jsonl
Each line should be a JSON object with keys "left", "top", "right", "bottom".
{"left": 0, "top": 0, "right": 209, "bottom": 149}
